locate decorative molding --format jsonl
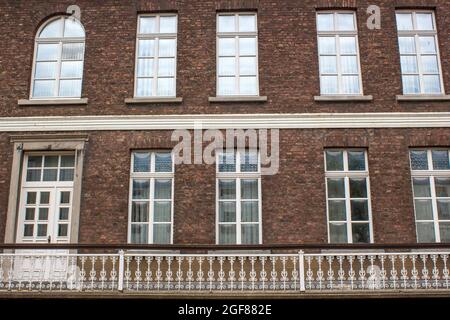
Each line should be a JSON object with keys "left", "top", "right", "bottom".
{"left": 18, "top": 98, "right": 89, "bottom": 106}
{"left": 396, "top": 95, "right": 450, "bottom": 102}
{"left": 209, "top": 96, "right": 268, "bottom": 102}
{"left": 0, "top": 113, "right": 449, "bottom": 132}
{"left": 314, "top": 95, "right": 373, "bottom": 102}
{"left": 125, "top": 97, "right": 183, "bottom": 104}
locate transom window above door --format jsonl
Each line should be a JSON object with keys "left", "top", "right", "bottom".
{"left": 25, "top": 154, "right": 75, "bottom": 183}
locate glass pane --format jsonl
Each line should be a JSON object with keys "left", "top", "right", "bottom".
{"left": 24, "top": 225, "right": 34, "bottom": 237}
{"left": 413, "top": 177, "right": 431, "bottom": 197}
{"left": 58, "top": 224, "right": 68, "bottom": 237}
{"left": 416, "top": 13, "right": 434, "bottom": 30}
{"left": 33, "top": 80, "right": 55, "bottom": 97}
{"left": 44, "top": 156, "right": 58, "bottom": 167}
{"left": 59, "top": 208, "right": 69, "bottom": 220}
{"left": 60, "top": 169, "right": 74, "bottom": 181}
{"left": 241, "top": 179, "right": 258, "bottom": 199}
{"left": 437, "top": 200, "right": 450, "bottom": 220}
{"left": 64, "top": 18, "right": 85, "bottom": 37}
{"left": 398, "top": 37, "right": 416, "bottom": 54}
{"left": 320, "top": 76, "right": 338, "bottom": 94}
{"left": 340, "top": 37, "right": 357, "bottom": 54}
{"left": 219, "top": 225, "right": 236, "bottom": 244}
{"left": 337, "top": 13, "right": 355, "bottom": 31}
{"left": 59, "top": 79, "right": 82, "bottom": 97}
{"left": 61, "top": 61, "right": 83, "bottom": 78}
{"left": 153, "top": 224, "right": 171, "bottom": 244}
{"left": 219, "top": 57, "right": 235, "bottom": 76}
{"left": 133, "top": 180, "right": 150, "bottom": 199}
{"left": 327, "top": 178, "right": 345, "bottom": 198}
{"left": 219, "top": 180, "right": 236, "bottom": 200}
{"left": 219, "top": 152, "right": 236, "bottom": 172}
{"left": 35, "top": 62, "right": 57, "bottom": 79}
{"left": 351, "top": 200, "right": 369, "bottom": 221}
{"left": 240, "top": 151, "right": 258, "bottom": 172}
{"left": 440, "top": 223, "right": 450, "bottom": 243}
{"left": 26, "top": 169, "right": 41, "bottom": 182}
{"left": 159, "top": 39, "right": 176, "bottom": 57}
{"left": 319, "top": 56, "right": 337, "bottom": 74}
{"left": 132, "top": 202, "right": 148, "bottom": 222}
{"left": 402, "top": 75, "right": 420, "bottom": 94}
{"left": 37, "top": 224, "right": 47, "bottom": 237}
{"left": 137, "top": 59, "right": 153, "bottom": 77}
{"left": 134, "top": 152, "right": 150, "bottom": 172}
{"left": 60, "top": 192, "right": 71, "bottom": 204}
{"left": 154, "top": 201, "right": 171, "bottom": 222}
{"left": 329, "top": 223, "right": 347, "bottom": 243}
{"left": 239, "top": 57, "right": 257, "bottom": 76}
{"left": 43, "top": 169, "right": 57, "bottom": 181}
{"left": 154, "top": 179, "right": 172, "bottom": 199}
{"left": 136, "top": 78, "right": 153, "bottom": 97}
{"left": 158, "top": 58, "right": 175, "bottom": 77}
{"left": 138, "top": 40, "right": 155, "bottom": 57}
{"left": 155, "top": 153, "right": 172, "bottom": 172}
{"left": 61, "top": 155, "right": 75, "bottom": 167}
{"left": 219, "top": 38, "right": 236, "bottom": 56}
{"left": 318, "top": 37, "right": 336, "bottom": 54}
{"left": 218, "top": 77, "right": 236, "bottom": 95}
{"left": 239, "top": 15, "right": 256, "bottom": 32}
{"left": 219, "top": 202, "right": 236, "bottom": 222}
{"left": 239, "top": 37, "right": 256, "bottom": 56}
{"left": 352, "top": 223, "right": 370, "bottom": 243}
{"left": 348, "top": 151, "right": 366, "bottom": 171}
{"left": 326, "top": 151, "right": 344, "bottom": 171}
{"left": 242, "top": 201, "right": 258, "bottom": 222}
{"left": 25, "top": 208, "right": 35, "bottom": 221}
{"left": 157, "top": 78, "right": 175, "bottom": 96}
{"left": 40, "top": 192, "right": 50, "bottom": 204}
{"left": 38, "top": 208, "right": 48, "bottom": 220}
{"left": 241, "top": 224, "right": 259, "bottom": 244}
{"left": 416, "top": 222, "right": 435, "bottom": 243}
{"left": 62, "top": 43, "right": 84, "bottom": 60}
{"left": 400, "top": 56, "right": 418, "bottom": 73}
{"left": 36, "top": 44, "right": 59, "bottom": 61}
{"left": 432, "top": 150, "right": 450, "bottom": 170}
{"left": 341, "top": 56, "right": 358, "bottom": 73}
{"left": 410, "top": 150, "right": 428, "bottom": 170}
{"left": 160, "top": 16, "right": 177, "bottom": 33}
{"left": 422, "top": 75, "right": 441, "bottom": 94}
{"left": 317, "top": 13, "right": 334, "bottom": 31}
{"left": 419, "top": 37, "right": 436, "bottom": 54}
{"left": 28, "top": 156, "right": 42, "bottom": 168}
{"left": 396, "top": 13, "right": 413, "bottom": 30}
{"left": 131, "top": 224, "right": 148, "bottom": 244}
{"left": 218, "top": 15, "right": 235, "bottom": 32}
{"left": 328, "top": 200, "right": 346, "bottom": 221}
{"left": 139, "top": 17, "right": 156, "bottom": 34}
{"left": 40, "top": 18, "right": 63, "bottom": 38}
{"left": 342, "top": 76, "right": 360, "bottom": 94}
{"left": 27, "top": 192, "right": 37, "bottom": 205}
{"left": 239, "top": 77, "right": 257, "bottom": 95}
{"left": 421, "top": 55, "right": 439, "bottom": 73}
{"left": 349, "top": 178, "right": 367, "bottom": 198}
{"left": 415, "top": 199, "right": 433, "bottom": 220}
{"left": 435, "top": 178, "right": 450, "bottom": 197}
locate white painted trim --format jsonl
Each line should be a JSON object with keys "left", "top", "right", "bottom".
{"left": 0, "top": 113, "right": 450, "bottom": 131}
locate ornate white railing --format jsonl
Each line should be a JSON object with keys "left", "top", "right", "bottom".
{"left": 1, "top": 250, "right": 449, "bottom": 293}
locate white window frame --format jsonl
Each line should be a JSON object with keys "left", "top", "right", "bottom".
{"left": 410, "top": 149, "right": 450, "bottom": 243}
{"left": 316, "top": 11, "right": 364, "bottom": 96}
{"left": 134, "top": 14, "right": 178, "bottom": 98}
{"left": 30, "top": 16, "right": 85, "bottom": 99}
{"left": 128, "top": 151, "right": 174, "bottom": 244}
{"left": 216, "top": 13, "right": 260, "bottom": 96}
{"left": 324, "top": 149, "right": 374, "bottom": 244}
{"left": 216, "top": 150, "right": 262, "bottom": 245}
{"left": 395, "top": 10, "right": 445, "bottom": 95}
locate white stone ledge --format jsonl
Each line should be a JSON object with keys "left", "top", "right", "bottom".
{"left": 18, "top": 98, "right": 88, "bottom": 106}
{"left": 396, "top": 94, "right": 450, "bottom": 102}
{"left": 125, "top": 97, "right": 183, "bottom": 104}
{"left": 314, "top": 95, "right": 373, "bottom": 102}
{"left": 209, "top": 96, "right": 268, "bottom": 102}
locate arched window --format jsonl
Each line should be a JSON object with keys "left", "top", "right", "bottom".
{"left": 31, "top": 16, "right": 85, "bottom": 99}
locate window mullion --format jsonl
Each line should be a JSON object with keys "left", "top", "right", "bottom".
{"left": 430, "top": 176, "right": 441, "bottom": 242}
{"left": 236, "top": 177, "right": 241, "bottom": 244}
{"left": 55, "top": 41, "right": 63, "bottom": 97}
{"left": 235, "top": 36, "right": 240, "bottom": 95}
{"left": 149, "top": 177, "right": 154, "bottom": 244}
{"left": 154, "top": 38, "right": 160, "bottom": 96}
{"left": 336, "top": 35, "right": 342, "bottom": 94}
{"left": 345, "top": 176, "right": 353, "bottom": 243}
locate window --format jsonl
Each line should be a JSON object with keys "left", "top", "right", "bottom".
{"left": 410, "top": 149, "right": 450, "bottom": 243}
{"left": 17, "top": 153, "right": 76, "bottom": 243}
{"left": 135, "top": 15, "right": 177, "bottom": 97}
{"left": 129, "top": 151, "right": 174, "bottom": 244}
{"left": 316, "top": 12, "right": 362, "bottom": 95}
{"left": 325, "top": 149, "right": 373, "bottom": 243}
{"left": 216, "top": 150, "right": 261, "bottom": 244}
{"left": 31, "top": 16, "right": 85, "bottom": 99}
{"left": 396, "top": 11, "right": 444, "bottom": 94}
{"left": 217, "top": 13, "right": 259, "bottom": 96}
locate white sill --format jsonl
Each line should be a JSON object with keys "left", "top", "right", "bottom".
{"left": 18, "top": 98, "right": 88, "bottom": 106}
{"left": 396, "top": 94, "right": 450, "bottom": 102}
{"left": 314, "top": 95, "right": 373, "bottom": 102}
{"left": 125, "top": 97, "right": 183, "bottom": 104}
{"left": 208, "top": 96, "right": 268, "bottom": 102}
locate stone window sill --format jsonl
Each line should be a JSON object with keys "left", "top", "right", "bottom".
{"left": 125, "top": 97, "right": 183, "bottom": 104}
{"left": 208, "top": 96, "right": 268, "bottom": 103}
{"left": 396, "top": 94, "right": 450, "bottom": 102}
{"left": 314, "top": 95, "right": 373, "bottom": 102}
{"left": 18, "top": 98, "right": 88, "bottom": 106}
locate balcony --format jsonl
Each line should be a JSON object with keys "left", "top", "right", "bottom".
{"left": 1, "top": 244, "right": 450, "bottom": 298}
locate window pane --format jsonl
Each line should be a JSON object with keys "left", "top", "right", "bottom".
{"left": 35, "top": 62, "right": 57, "bottom": 79}
{"left": 415, "top": 199, "right": 433, "bottom": 220}
{"left": 398, "top": 37, "right": 416, "bottom": 54}
{"left": 320, "top": 76, "right": 338, "bottom": 94}
{"left": 432, "top": 150, "right": 450, "bottom": 170}
{"left": 239, "top": 77, "right": 257, "bottom": 95}
{"left": 416, "top": 13, "right": 434, "bottom": 30}
{"left": 39, "top": 191, "right": 48, "bottom": 203}
{"left": 349, "top": 178, "right": 367, "bottom": 198}
{"left": 60, "top": 192, "right": 71, "bottom": 204}
{"left": 64, "top": 18, "right": 85, "bottom": 37}
{"left": 157, "top": 78, "right": 175, "bottom": 96}
{"left": 219, "top": 202, "right": 236, "bottom": 222}
{"left": 218, "top": 77, "right": 236, "bottom": 95}
{"left": 43, "top": 169, "right": 57, "bottom": 181}
{"left": 219, "top": 38, "right": 236, "bottom": 56}
{"left": 160, "top": 16, "right": 177, "bottom": 33}
{"left": 133, "top": 180, "right": 150, "bottom": 199}
{"left": 440, "top": 223, "right": 450, "bottom": 243}
{"left": 419, "top": 37, "right": 436, "bottom": 54}
{"left": 400, "top": 56, "right": 418, "bottom": 73}
{"left": 219, "top": 225, "right": 236, "bottom": 244}
{"left": 329, "top": 223, "right": 347, "bottom": 243}
{"left": 435, "top": 178, "right": 450, "bottom": 197}
{"left": 342, "top": 76, "right": 360, "bottom": 94}
{"left": 421, "top": 55, "right": 439, "bottom": 73}
{"left": 62, "top": 43, "right": 84, "bottom": 60}
{"left": 37, "top": 224, "right": 47, "bottom": 237}
{"left": 136, "top": 78, "right": 153, "bottom": 97}
{"left": 317, "top": 13, "right": 334, "bottom": 31}
{"left": 219, "top": 153, "right": 236, "bottom": 172}
{"left": 326, "top": 151, "right": 344, "bottom": 171}
{"left": 341, "top": 56, "right": 358, "bottom": 73}
{"left": 340, "top": 37, "right": 357, "bottom": 54}
{"left": 318, "top": 37, "right": 336, "bottom": 54}
{"left": 61, "top": 61, "right": 83, "bottom": 78}
{"left": 437, "top": 200, "right": 450, "bottom": 220}
{"left": 238, "top": 15, "right": 256, "bottom": 32}
{"left": 410, "top": 150, "right": 428, "bottom": 170}
{"left": 36, "top": 44, "right": 59, "bottom": 61}
{"left": 58, "top": 224, "right": 68, "bottom": 237}
{"left": 155, "top": 153, "right": 172, "bottom": 172}
{"left": 219, "top": 57, "right": 236, "bottom": 76}
{"left": 319, "top": 56, "right": 337, "bottom": 74}
{"left": 153, "top": 224, "right": 171, "bottom": 244}
{"left": 240, "top": 151, "right": 258, "bottom": 172}
{"left": 60, "top": 169, "right": 74, "bottom": 181}
{"left": 33, "top": 80, "right": 55, "bottom": 97}
{"left": 402, "top": 75, "right": 420, "bottom": 94}
{"left": 218, "top": 15, "right": 235, "bottom": 33}
{"left": 239, "top": 57, "right": 257, "bottom": 76}
{"left": 26, "top": 169, "right": 41, "bottom": 182}
{"left": 132, "top": 202, "right": 148, "bottom": 222}
{"left": 242, "top": 201, "right": 258, "bottom": 222}
{"left": 24, "top": 225, "right": 34, "bottom": 237}
{"left": 44, "top": 156, "right": 58, "bottom": 167}
{"left": 27, "top": 192, "right": 37, "bottom": 205}
{"left": 154, "top": 179, "right": 172, "bottom": 199}
{"left": 219, "top": 180, "right": 236, "bottom": 200}
{"left": 348, "top": 151, "right": 366, "bottom": 171}
{"left": 352, "top": 223, "right": 370, "bottom": 243}
{"left": 159, "top": 39, "right": 176, "bottom": 57}
{"left": 422, "top": 75, "right": 441, "bottom": 94}
{"left": 158, "top": 58, "right": 175, "bottom": 77}
{"left": 328, "top": 200, "right": 346, "bottom": 221}
{"left": 241, "top": 179, "right": 258, "bottom": 199}
{"left": 59, "top": 208, "right": 69, "bottom": 220}
{"left": 59, "top": 79, "right": 82, "bottom": 97}
{"left": 241, "top": 224, "right": 259, "bottom": 244}
{"left": 61, "top": 155, "right": 75, "bottom": 167}
{"left": 137, "top": 58, "right": 153, "bottom": 77}
{"left": 416, "top": 222, "right": 435, "bottom": 243}
{"left": 138, "top": 40, "right": 155, "bottom": 57}
{"left": 139, "top": 17, "right": 156, "bottom": 34}
{"left": 351, "top": 200, "right": 369, "bottom": 221}
{"left": 327, "top": 178, "right": 345, "bottom": 198}
{"left": 154, "top": 201, "right": 171, "bottom": 222}
{"left": 38, "top": 208, "right": 48, "bottom": 220}
{"left": 40, "top": 19, "right": 63, "bottom": 38}
{"left": 239, "top": 37, "right": 256, "bottom": 56}
{"left": 25, "top": 208, "right": 35, "bottom": 220}
{"left": 413, "top": 178, "right": 431, "bottom": 197}
{"left": 337, "top": 13, "right": 355, "bottom": 31}
{"left": 28, "top": 155, "right": 42, "bottom": 168}
{"left": 396, "top": 13, "right": 413, "bottom": 30}
{"left": 131, "top": 224, "right": 148, "bottom": 244}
